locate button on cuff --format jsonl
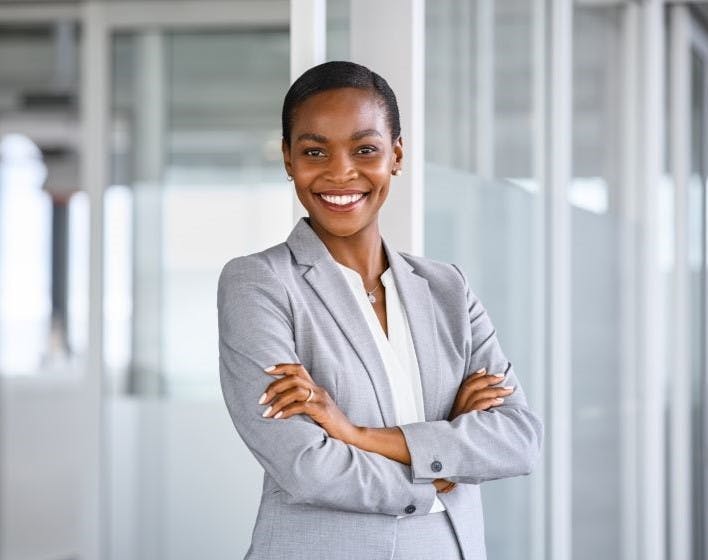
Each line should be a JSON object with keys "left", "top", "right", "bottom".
{"left": 431, "top": 460, "right": 443, "bottom": 473}
{"left": 404, "top": 504, "right": 416, "bottom": 515}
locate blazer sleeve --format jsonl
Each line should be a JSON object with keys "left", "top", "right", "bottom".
{"left": 397, "top": 263, "right": 544, "bottom": 485}
{"left": 218, "top": 256, "right": 436, "bottom": 516}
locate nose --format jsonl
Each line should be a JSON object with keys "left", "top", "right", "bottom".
{"left": 325, "top": 151, "right": 357, "bottom": 183}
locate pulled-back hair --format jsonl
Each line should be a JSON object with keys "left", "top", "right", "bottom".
{"left": 282, "top": 60, "right": 401, "bottom": 145}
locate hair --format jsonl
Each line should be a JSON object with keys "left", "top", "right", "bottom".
{"left": 281, "top": 60, "right": 401, "bottom": 146}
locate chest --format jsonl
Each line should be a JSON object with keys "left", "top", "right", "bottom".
{"left": 285, "top": 274, "right": 467, "bottom": 427}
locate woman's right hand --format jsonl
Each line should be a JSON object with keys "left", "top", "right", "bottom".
{"left": 447, "top": 368, "right": 514, "bottom": 421}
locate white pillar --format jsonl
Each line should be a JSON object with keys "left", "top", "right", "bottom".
{"left": 80, "top": 3, "right": 109, "bottom": 558}
{"left": 290, "top": 0, "right": 326, "bottom": 223}
{"left": 546, "top": 1, "right": 573, "bottom": 559}
{"left": 637, "top": 1, "right": 668, "bottom": 559}
{"left": 350, "top": 0, "right": 425, "bottom": 255}
{"left": 669, "top": 6, "right": 692, "bottom": 560}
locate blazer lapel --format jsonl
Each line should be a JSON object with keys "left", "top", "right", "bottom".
{"left": 382, "top": 238, "right": 442, "bottom": 421}
{"left": 286, "top": 218, "right": 397, "bottom": 427}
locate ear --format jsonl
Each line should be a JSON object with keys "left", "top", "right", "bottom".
{"left": 282, "top": 138, "right": 294, "bottom": 177}
{"left": 393, "top": 136, "right": 404, "bottom": 169}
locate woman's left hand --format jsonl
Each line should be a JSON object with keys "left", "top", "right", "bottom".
{"left": 260, "top": 363, "right": 360, "bottom": 444}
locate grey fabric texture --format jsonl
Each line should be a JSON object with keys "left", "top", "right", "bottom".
{"left": 217, "top": 217, "right": 543, "bottom": 560}
{"left": 392, "top": 512, "right": 464, "bottom": 560}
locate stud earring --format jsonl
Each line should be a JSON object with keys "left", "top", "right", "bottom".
{"left": 393, "top": 169, "right": 402, "bottom": 176}
{"left": 287, "top": 175, "right": 293, "bottom": 181}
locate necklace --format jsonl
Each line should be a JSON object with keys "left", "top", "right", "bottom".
{"left": 365, "top": 279, "right": 382, "bottom": 304}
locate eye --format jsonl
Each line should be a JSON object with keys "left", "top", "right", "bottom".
{"left": 304, "top": 148, "right": 325, "bottom": 157}
{"left": 357, "top": 145, "right": 378, "bottom": 155}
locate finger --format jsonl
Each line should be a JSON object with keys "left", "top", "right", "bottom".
{"left": 455, "top": 374, "right": 508, "bottom": 407}
{"left": 270, "top": 400, "right": 314, "bottom": 420}
{"left": 260, "top": 376, "right": 308, "bottom": 404}
{"left": 467, "top": 368, "right": 487, "bottom": 379}
{"left": 264, "top": 363, "right": 302, "bottom": 375}
{"left": 466, "top": 386, "right": 515, "bottom": 403}
{"left": 264, "top": 363, "right": 313, "bottom": 382}
{"left": 468, "top": 396, "right": 506, "bottom": 411}
{"left": 262, "top": 386, "right": 314, "bottom": 417}
{"left": 461, "top": 386, "right": 514, "bottom": 412}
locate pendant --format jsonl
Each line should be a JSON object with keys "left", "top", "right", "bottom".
{"left": 367, "top": 293, "right": 377, "bottom": 304}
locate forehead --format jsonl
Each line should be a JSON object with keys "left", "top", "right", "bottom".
{"left": 291, "top": 87, "right": 388, "bottom": 138}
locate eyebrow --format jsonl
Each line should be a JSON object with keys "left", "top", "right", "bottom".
{"left": 295, "top": 129, "right": 383, "bottom": 143}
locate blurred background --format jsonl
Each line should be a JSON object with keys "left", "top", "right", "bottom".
{"left": 0, "top": 0, "right": 706, "bottom": 559}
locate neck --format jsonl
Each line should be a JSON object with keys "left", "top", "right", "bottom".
{"left": 307, "top": 217, "right": 388, "bottom": 279}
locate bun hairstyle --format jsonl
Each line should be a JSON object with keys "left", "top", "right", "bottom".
{"left": 281, "top": 60, "right": 401, "bottom": 146}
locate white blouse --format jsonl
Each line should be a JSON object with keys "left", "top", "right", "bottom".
{"left": 335, "top": 261, "right": 446, "bottom": 515}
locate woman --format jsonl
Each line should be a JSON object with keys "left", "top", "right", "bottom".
{"left": 218, "top": 61, "right": 543, "bottom": 560}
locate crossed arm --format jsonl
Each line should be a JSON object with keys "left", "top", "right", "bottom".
{"left": 218, "top": 258, "right": 543, "bottom": 515}
{"left": 258, "top": 362, "right": 515, "bottom": 492}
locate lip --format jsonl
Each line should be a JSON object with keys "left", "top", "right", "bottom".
{"left": 315, "top": 191, "right": 368, "bottom": 213}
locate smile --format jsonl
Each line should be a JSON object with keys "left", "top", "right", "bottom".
{"left": 319, "top": 193, "right": 365, "bottom": 205}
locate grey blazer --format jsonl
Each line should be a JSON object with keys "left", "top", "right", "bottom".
{"left": 218, "top": 217, "right": 543, "bottom": 560}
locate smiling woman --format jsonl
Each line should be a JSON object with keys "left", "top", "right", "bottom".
{"left": 217, "top": 61, "right": 543, "bottom": 560}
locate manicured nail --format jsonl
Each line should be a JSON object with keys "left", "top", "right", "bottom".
{"left": 264, "top": 365, "right": 276, "bottom": 372}
{"left": 258, "top": 393, "right": 267, "bottom": 405}
{"left": 495, "top": 398, "right": 504, "bottom": 403}
{"left": 274, "top": 411, "right": 283, "bottom": 419}
{"left": 504, "top": 386, "right": 515, "bottom": 392}
{"left": 493, "top": 373, "right": 505, "bottom": 377}
{"left": 262, "top": 406, "right": 272, "bottom": 417}
{"left": 475, "top": 368, "right": 487, "bottom": 374}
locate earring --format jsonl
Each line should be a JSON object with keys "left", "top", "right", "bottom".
{"left": 393, "top": 169, "right": 402, "bottom": 176}
{"left": 287, "top": 175, "right": 293, "bottom": 181}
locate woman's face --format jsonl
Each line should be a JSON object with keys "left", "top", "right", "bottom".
{"left": 282, "top": 87, "right": 403, "bottom": 239}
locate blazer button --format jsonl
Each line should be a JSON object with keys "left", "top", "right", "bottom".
{"left": 431, "top": 460, "right": 443, "bottom": 472}
{"left": 404, "top": 504, "right": 416, "bottom": 514}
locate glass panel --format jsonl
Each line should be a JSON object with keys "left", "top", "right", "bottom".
{"left": 570, "top": 5, "right": 637, "bottom": 559}
{"left": 689, "top": 46, "right": 706, "bottom": 560}
{"left": 107, "top": 26, "right": 291, "bottom": 560}
{"left": 0, "top": 20, "right": 88, "bottom": 560}
{"left": 108, "top": 29, "right": 291, "bottom": 398}
{"left": 327, "top": 0, "right": 350, "bottom": 60}
{"left": 425, "top": 2, "right": 541, "bottom": 558}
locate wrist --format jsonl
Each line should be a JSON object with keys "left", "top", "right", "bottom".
{"left": 348, "top": 425, "right": 367, "bottom": 447}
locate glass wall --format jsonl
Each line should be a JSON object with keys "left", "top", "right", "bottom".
{"left": 108, "top": 29, "right": 291, "bottom": 398}
{"left": 107, "top": 24, "right": 292, "bottom": 560}
{"left": 425, "top": 2, "right": 542, "bottom": 558}
{"left": 570, "top": 5, "right": 625, "bottom": 557}
{"left": 688, "top": 43, "right": 707, "bottom": 560}
{"left": 0, "top": 19, "right": 89, "bottom": 560}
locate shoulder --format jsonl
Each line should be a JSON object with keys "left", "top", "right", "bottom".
{"left": 217, "top": 242, "right": 292, "bottom": 306}
{"left": 219, "top": 242, "right": 290, "bottom": 282}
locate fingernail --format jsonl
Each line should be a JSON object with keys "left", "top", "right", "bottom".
{"left": 262, "top": 406, "right": 272, "bottom": 417}
{"left": 264, "top": 366, "right": 276, "bottom": 372}
{"left": 258, "top": 393, "right": 267, "bottom": 405}
{"left": 493, "top": 373, "right": 505, "bottom": 377}
{"left": 495, "top": 398, "right": 504, "bottom": 403}
{"left": 475, "top": 368, "right": 486, "bottom": 374}
{"left": 504, "top": 386, "right": 515, "bottom": 392}
{"left": 274, "top": 411, "right": 283, "bottom": 419}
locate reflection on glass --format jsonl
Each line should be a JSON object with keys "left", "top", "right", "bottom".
{"left": 0, "top": 134, "right": 51, "bottom": 374}
{"left": 689, "top": 48, "right": 706, "bottom": 560}
{"left": 571, "top": 5, "right": 627, "bottom": 558}
{"left": 425, "top": 2, "right": 539, "bottom": 558}
{"left": 110, "top": 29, "right": 292, "bottom": 398}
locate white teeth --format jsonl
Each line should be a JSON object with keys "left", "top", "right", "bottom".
{"left": 319, "top": 193, "right": 364, "bottom": 206}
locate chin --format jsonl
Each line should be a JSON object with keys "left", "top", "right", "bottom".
{"left": 309, "top": 214, "right": 370, "bottom": 238}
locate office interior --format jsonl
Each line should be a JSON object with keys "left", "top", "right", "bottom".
{"left": 0, "top": 1, "right": 707, "bottom": 559}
